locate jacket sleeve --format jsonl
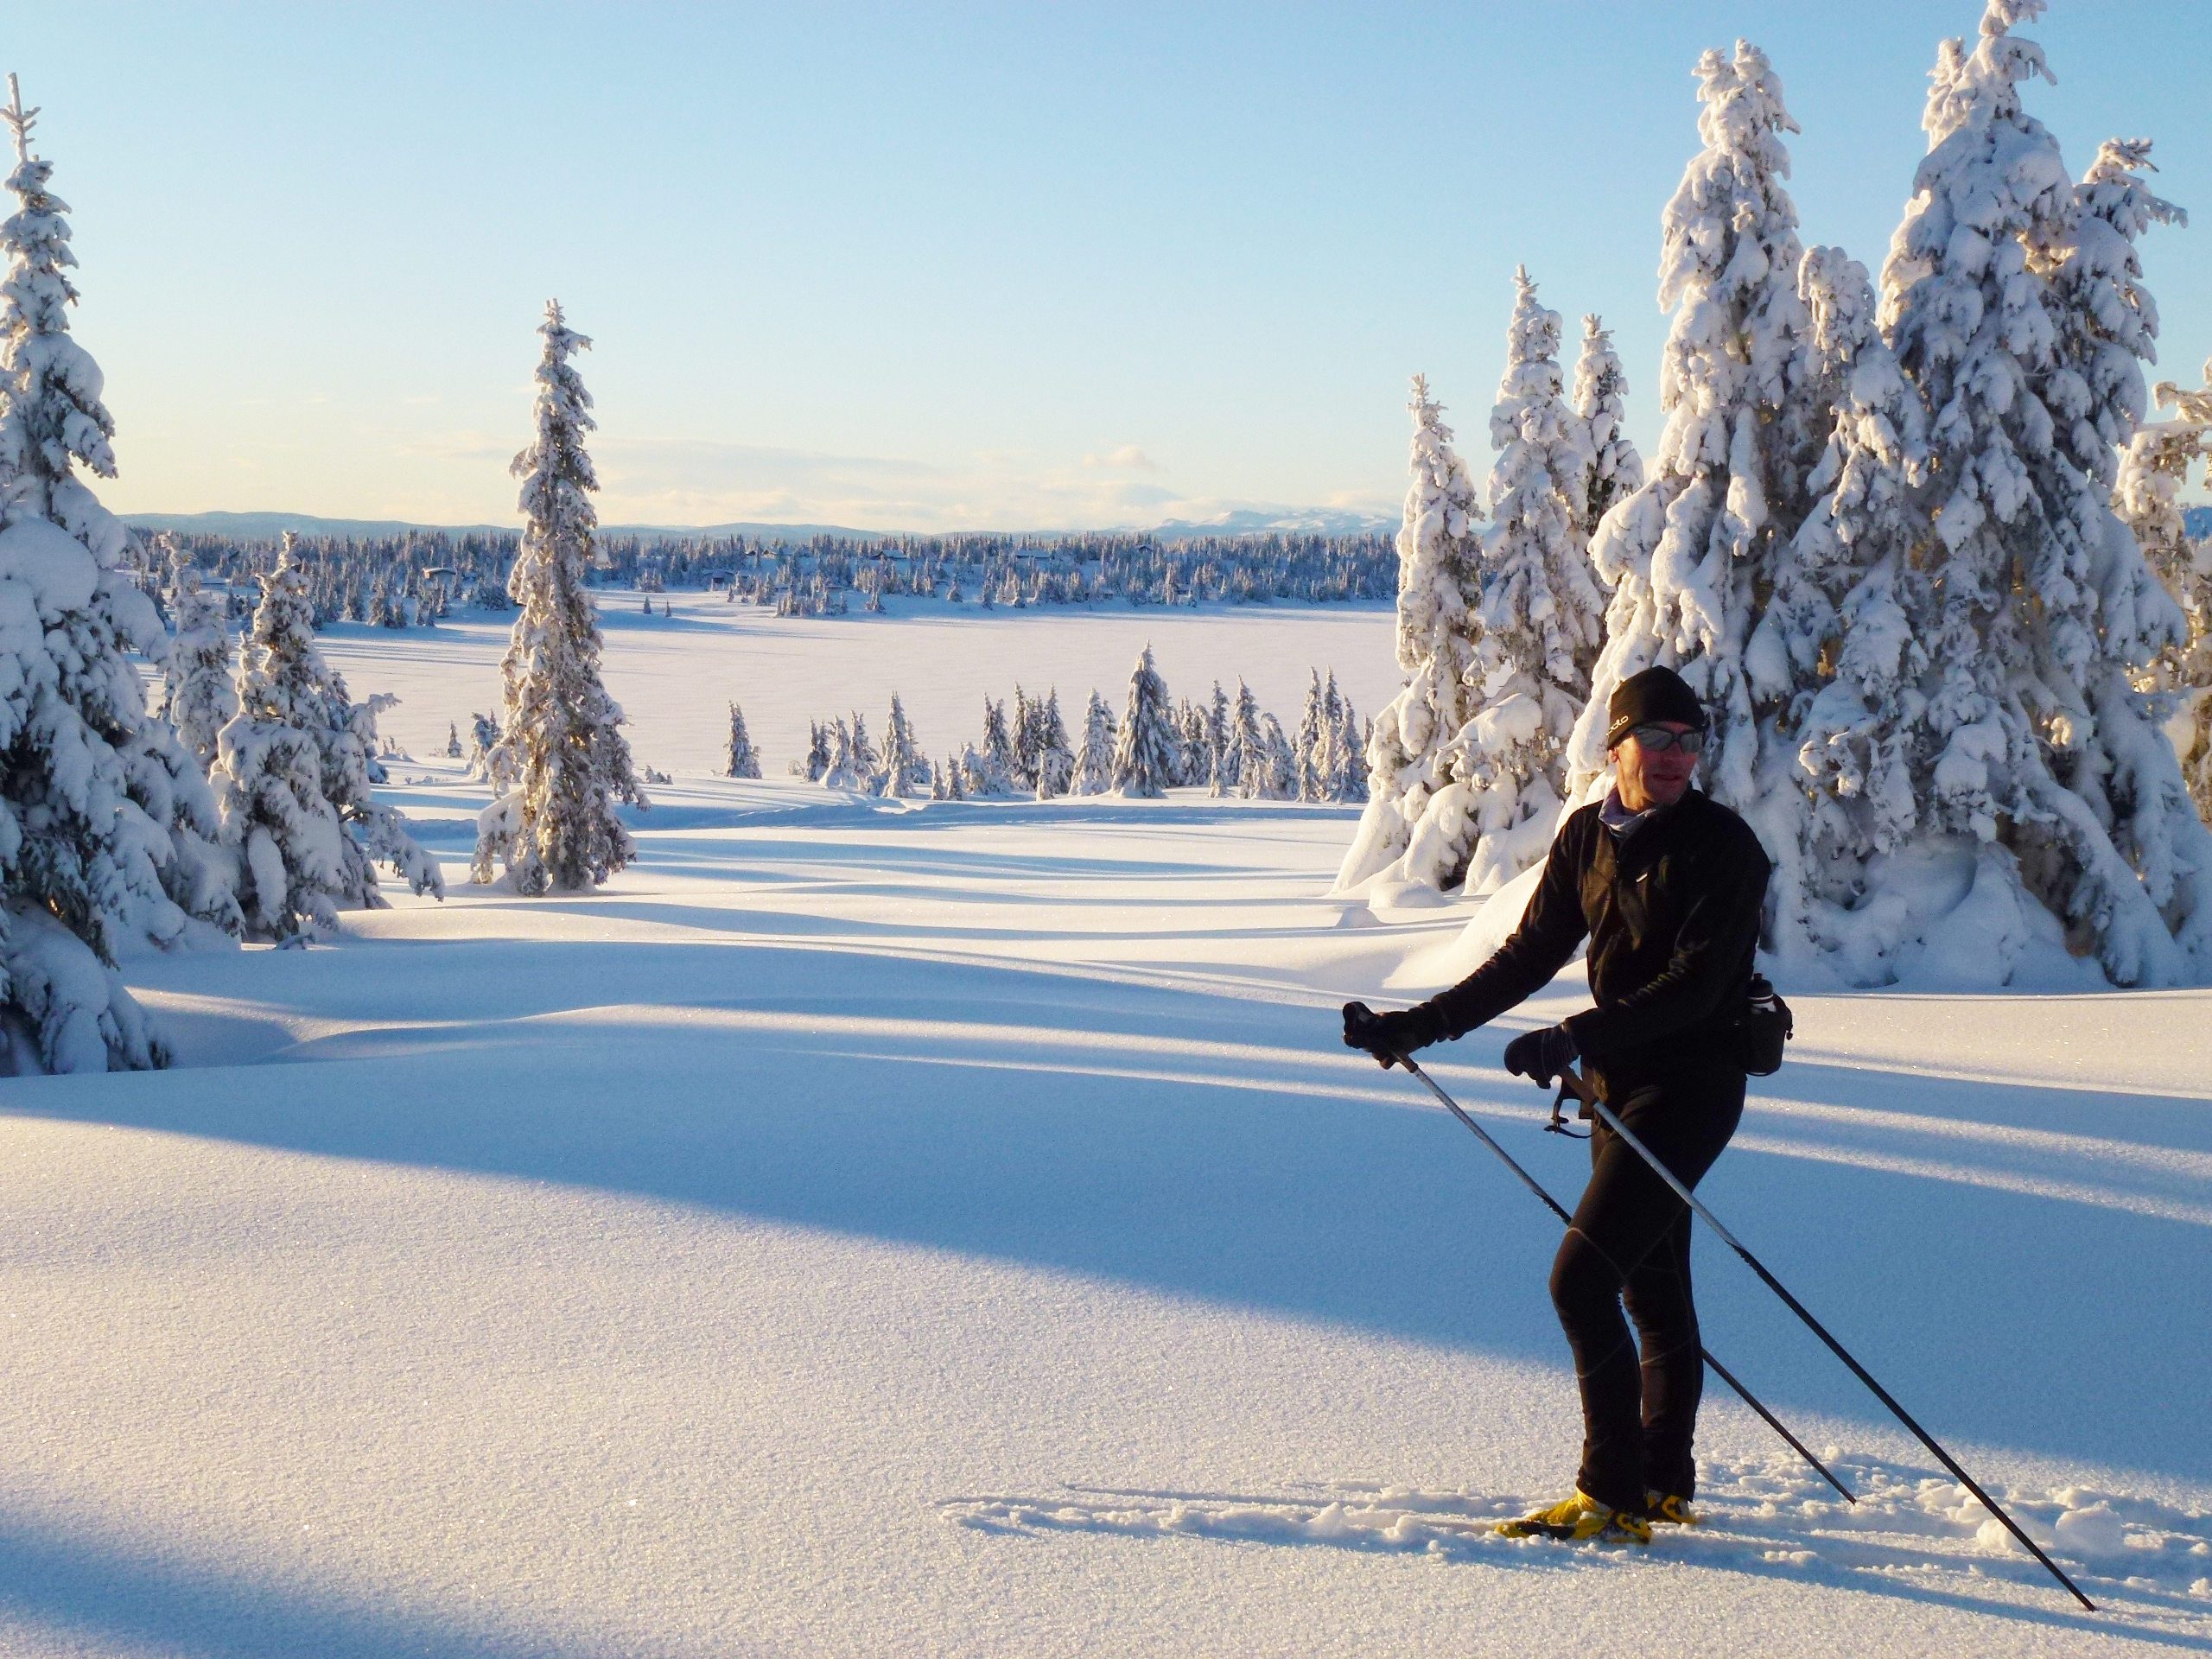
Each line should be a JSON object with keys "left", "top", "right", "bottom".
{"left": 1414, "top": 815, "right": 1592, "bottom": 1043}
{"left": 1560, "top": 838, "right": 1770, "bottom": 1064}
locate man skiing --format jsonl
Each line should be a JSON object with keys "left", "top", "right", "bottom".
{"left": 1342, "top": 664, "right": 1770, "bottom": 1546}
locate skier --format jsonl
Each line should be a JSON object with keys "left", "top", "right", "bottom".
{"left": 1342, "top": 664, "right": 1770, "bottom": 1545}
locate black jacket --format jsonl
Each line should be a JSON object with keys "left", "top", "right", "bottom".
{"left": 1416, "top": 788, "right": 1770, "bottom": 1100}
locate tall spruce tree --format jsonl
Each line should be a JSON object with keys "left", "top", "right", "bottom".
{"left": 1761, "top": 248, "right": 1931, "bottom": 968}
{"left": 1570, "top": 315, "right": 1645, "bottom": 541}
{"left": 1565, "top": 40, "right": 1817, "bottom": 812}
{"left": 1870, "top": 2, "right": 2209, "bottom": 983}
{"left": 1782, "top": 1, "right": 2212, "bottom": 986}
{"left": 0, "top": 78, "right": 239, "bottom": 1071}
{"left": 1110, "top": 644, "right": 1177, "bottom": 798}
{"left": 1336, "top": 376, "right": 1483, "bottom": 888}
{"left": 1433, "top": 267, "right": 1599, "bottom": 893}
{"left": 474, "top": 302, "right": 645, "bottom": 893}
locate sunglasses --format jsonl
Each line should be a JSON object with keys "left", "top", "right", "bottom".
{"left": 1630, "top": 724, "right": 1707, "bottom": 755}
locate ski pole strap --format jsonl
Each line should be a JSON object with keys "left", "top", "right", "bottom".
{"left": 1562, "top": 1064, "right": 2095, "bottom": 1611}
{"left": 1544, "top": 1080, "right": 1591, "bottom": 1139}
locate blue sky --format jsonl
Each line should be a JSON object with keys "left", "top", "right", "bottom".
{"left": 11, "top": 2, "right": 2210, "bottom": 531}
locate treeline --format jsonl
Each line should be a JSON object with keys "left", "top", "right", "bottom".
{"left": 779, "top": 658, "right": 1370, "bottom": 804}
{"left": 153, "top": 528, "right": 1395, "bottom": 629}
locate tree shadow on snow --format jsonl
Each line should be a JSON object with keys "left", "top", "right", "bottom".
{"left": 0, "top": 1506, "right": 586, "bottom": 1658}
{"left": 22, "top": 938, "right": 2212, "bottom": 1485}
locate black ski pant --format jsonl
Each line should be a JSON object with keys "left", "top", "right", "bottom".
{"left": 1548, "top": 1066, "right": 1745, "bottom": 1513}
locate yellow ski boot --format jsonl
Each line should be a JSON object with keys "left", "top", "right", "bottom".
{"left": 1495, "top": 1490, "right": 1651, "bottom": 1545}
{"left": 1644, "top": 1491, "right": 1703, "bottom": 1528}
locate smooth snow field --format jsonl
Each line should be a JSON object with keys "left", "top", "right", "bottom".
{"left": 6, "top": 602, "right": 2212, "bottom": 1657}
{"left": 308, "top": 594, "right": 1411, "bottom": 780}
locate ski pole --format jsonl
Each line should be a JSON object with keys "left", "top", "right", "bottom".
{"left": 1554, "top": 1062, "right": 2094, "bottom": 1611}
{"left": 1389, "top": 1053, "right": 1854, "bottom": 1505}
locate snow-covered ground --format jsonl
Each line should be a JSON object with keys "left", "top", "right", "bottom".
{"left": 6, "top": 607, "right": 2211, "bottom": 1656}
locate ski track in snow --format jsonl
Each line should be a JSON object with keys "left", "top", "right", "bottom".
{"left": 942, "top": 1453, "right": 2212, "bottom": 1638}
{"left": 13, "top": 607, "right": 2211, "bottom": 1656}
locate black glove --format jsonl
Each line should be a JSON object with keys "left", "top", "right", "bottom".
{"left": 1502, "top": 1024, "right": 1578, "bottom": 1088}
{"left": 1342, "top": 1001, "right": 1436, "bottom": 1069}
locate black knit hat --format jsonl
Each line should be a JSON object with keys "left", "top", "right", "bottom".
{"left": 1605, "top": 664, "right": 1707, "bottom": 749}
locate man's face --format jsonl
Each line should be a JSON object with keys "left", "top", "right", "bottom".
{"left": 1611, "top": 721, "right": 1700, "bottom": 810}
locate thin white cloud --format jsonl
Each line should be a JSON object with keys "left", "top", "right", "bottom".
{"left": 1082, "top": 444, "right": 1160, "bottom": 473}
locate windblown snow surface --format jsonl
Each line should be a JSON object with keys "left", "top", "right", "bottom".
{"left": 3, "top": 601, "right": 2209, "bottom": 1656}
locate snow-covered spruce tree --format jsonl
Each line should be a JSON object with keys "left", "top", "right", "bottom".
{"left": 1335, "top": 376, "right": 1483, "bottom": 887}
{"left": 1176, "top": 697, "right": 1211, "bottom": 788}
{"left": 466, "top": 711, "right": 507, "bottom": 785}
{"left": 1333, "top": 683, "right": 1370, "bottom": 803}
{"left": 963, "top": 698, "right": 1015, "bottom": 796}
{"left": 1008, "top": 689, "right": 1040, "bottom": 791}
{"left": 817, "top": 716, "right": 861, "bottom": 791}
{"left": 214, "top": 536, "right": 440, "bottom": 938}
{"left": 880, "top": 695, "right": 931, "bottom": 798}
{"left": 1217, "top": 678, "right": 1250, "bottom": 793}
{"left": 1805, "top": 1, "right": 2212, "bottom": 986}
{"left": 0, "top": 80, "right": 239, "bottom": 1070}
{"left": 1255, "top": 714, "right": 1298, "bottom": 801}
{"left": 1414, "top": 267, "right": 1599, "bottom": 893}
{"left": 1033, "top": 689, "right": 1074, "bottom": 799}
{"left": 1229, "top": 678, "right": 1268, "bottom": 800}
{"left": 1206, "top": 680, "right": 1231, "bottom": 783}
{"left": 2116, "top": 359, "right": 2212, "bottom": 815}
{"left": 444, "top": 722, "right": 462, "bottom": 759}
{"left": 793, "top": 720, "right": 830, "bottom": 783}
{"left": 1294, "top": 670, "right": 1327, "bottom": 801}
{"left": 1111, "top": 644, "right": 1177, "bottom": 798}
{"left": 849, "top": 712, "right": 883, "bottom": 792}
{"left": 982, "top": 696, "right": 1019, "bottom": 786}
{"left": 724, "top": 701, "right": 762, "bottom": 779}
{"left": 1758, "top": 247, "right": 1931, "bottom": 968}
{"left": 1570, "top": 315, "right": 1645, "bottom": 542}
{"left": 1564, "top": 40, "right": 1818, "bottom": 812}
{"left": 158, "top": 535, "right": 236, "bottom": 772}
{"left": 1070, "top": 690, "right": 1116, "bottom": 796}
{"left": 473, "top": 302, "right": 645, "bottom": 893}
{"left": 950, "top": 744, "right": 991, "bottom": 797}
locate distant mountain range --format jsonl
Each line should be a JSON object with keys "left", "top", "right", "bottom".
{"left": 122, "top": 507, "right": 1399, "bottom": 543}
